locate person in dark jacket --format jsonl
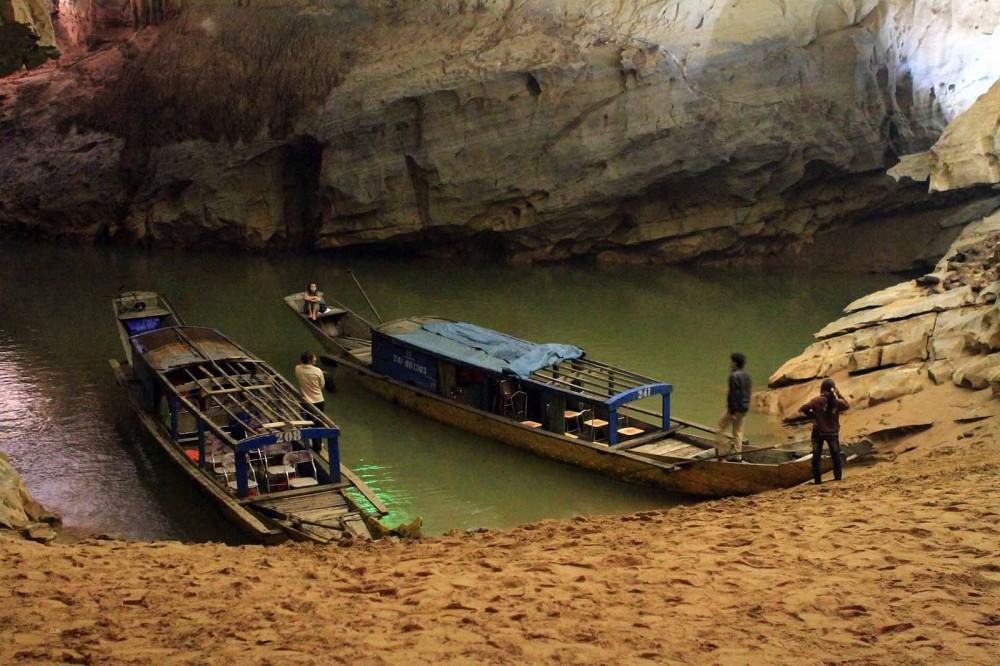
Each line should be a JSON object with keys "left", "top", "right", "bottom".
{"left": 800, "top": 378, "right": 850, "bottom": 484}
{"left": 717, "top": 352, "right": 752, "bottom": 461}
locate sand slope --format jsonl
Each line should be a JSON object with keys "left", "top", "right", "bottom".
{"left": 2, "top": 410, "right": 997, "bottom": 665}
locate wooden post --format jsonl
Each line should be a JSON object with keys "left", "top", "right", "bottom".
{"left": 328, "top": 433, "right": 341, "bottom": 482}
{"left": 169, "top": 395, "right": 179, "bottom": 441}
{"left": 609, "top": 407, "right": 619, "bottom": 446}
{"left": 662, "top": 394, "right": 671, "bottom": 430}
{"left": 548, "top": 393, "right": 566, "bottom": 434}
{"left": 235, "top": 450, "right": 250, "bottom": 498}
{"left": 197, "top": 420, "right": 206, "bottom": 469}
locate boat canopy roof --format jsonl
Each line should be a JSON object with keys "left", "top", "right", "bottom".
{"left": 528, "top": 358, "right": 672, "bottom": 407}
{"left": 378, "top": 318, "right": 671, "bottom": 407}
{"left": 379, "top": 318, "right": 585, "bottom": 379}
{"left": 132, "top": 327, "right": 254, "bottom": 372}
{"left": 133, "top": 326, "right": 340, "bottom": 448}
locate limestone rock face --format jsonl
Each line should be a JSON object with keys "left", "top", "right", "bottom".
{"left": 952, "top": 353, "right": 1000, "bottom": 390}
{"left": 0, "top": 0, "right": 59, "bottom": 75}
{"left": 2, "top": 1, "right": 1000, "bottom": 260}
{"left": 0, "top": 452, "right": 56, "bottom": 530}
{"left": 758, "top": 210, "right": 1000, "bottom": 418}
{"left": 891, "top": 78, "right": 1000, "bottom": 192}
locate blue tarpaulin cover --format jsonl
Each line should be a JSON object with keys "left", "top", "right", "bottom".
{"left": 393, "top": 321, "right": 584, "bottom": 379}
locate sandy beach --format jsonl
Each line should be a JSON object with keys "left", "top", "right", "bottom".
{"left": 2, "top": 397, "right": 997, "bottom": 665}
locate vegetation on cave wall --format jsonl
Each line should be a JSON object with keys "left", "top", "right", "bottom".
{"left": 93, "top": 5, "right": 378, "bottom": 147}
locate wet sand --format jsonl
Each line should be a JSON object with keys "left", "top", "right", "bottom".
{"left": 2, "top": 397, "right": 998, "bottom": 665}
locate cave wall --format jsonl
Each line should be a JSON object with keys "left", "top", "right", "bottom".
{"left": 0, "top": 0, "right": 59, "bottom": 75}
{"left": 1, "top": 1, "right": 999, "bottom": 263}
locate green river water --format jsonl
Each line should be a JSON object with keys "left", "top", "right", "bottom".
{"left": 0, "top": 241, "right": 898, "bottom": 541}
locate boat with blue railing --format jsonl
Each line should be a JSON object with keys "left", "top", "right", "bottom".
{"left": 111, "top": 291, "right": 388, "bottom": 543}
{"left": 283, "top": 291, "right": 871, "bottom": 497}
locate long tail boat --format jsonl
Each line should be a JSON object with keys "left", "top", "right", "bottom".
{"left": 111, "top": 291, "right": 388, "bottom": 544}
{"left": 283, "top": 291, "right": 872, "bottom": 498}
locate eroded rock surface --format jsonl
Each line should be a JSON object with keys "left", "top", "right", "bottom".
{"left": 1, "top": 1, "right": 999, "bottom": 262}
{"left": 891, "top": 78, "right": 1000, "bottom": 192}
{"left": 0, "top": 452, "right": 58, "bottom": 535}
{"left": 0, "top": 0, "right": 59, "bottom": 76}
{"left": 758, "top": 210, "right": 1000, "bottom": 420}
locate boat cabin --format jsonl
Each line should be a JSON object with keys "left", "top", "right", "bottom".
{"left": 118, "top": 302, "right": 174, "bottom": 337}
{"left": 371, "top": 318, "right": 673, "bottom": 446}
{"left": 113, "top": 291, "right": 183, "bottom": 365}
{"left": 129, "top": 326, "right": 343, "bottom": 498}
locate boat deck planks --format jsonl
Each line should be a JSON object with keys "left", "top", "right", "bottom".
{"left": 632, "top": 440, "right": 709, "bottom": 458}
{"left": 251, "top": 489, "right": 350, "bottom": 514}
{"left": 350, "top": 348, "right": 373, "bottom": 364}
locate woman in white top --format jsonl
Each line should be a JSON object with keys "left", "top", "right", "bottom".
{"left": 303, "top": 283, "right": 323, "bottom": 321}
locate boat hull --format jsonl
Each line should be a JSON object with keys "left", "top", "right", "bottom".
{"left": 111, "top": 359, "right": 288, "bottom": 544}
{"left": 327, "top": 355, "right": 850, "bottom": 497}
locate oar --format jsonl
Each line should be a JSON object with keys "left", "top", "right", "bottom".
{"left": 349, "top": 270, "right": 384, "bottom": 324}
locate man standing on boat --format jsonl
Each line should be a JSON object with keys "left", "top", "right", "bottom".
{"left": 800, "top": 378, "right": 850, "bottom": 484}
{"left": 717, "top": 352, "right": 751, "bottom": 462}
{"left": 295, "top": 352, "right": 326, "bottom": 453}
{"left": 296, "top": 351, "right": 326, "bottom": 412}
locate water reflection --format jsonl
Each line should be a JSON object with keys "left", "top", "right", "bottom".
{"left": 0, "top": 242, "right": 897, "bottom": 540}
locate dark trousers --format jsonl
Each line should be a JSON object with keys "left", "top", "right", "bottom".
{"left": 812, "top": 434, "right": 843, "bottom": 483}
{"left": 304, "top": 403, "right": 324, "bottom": 453}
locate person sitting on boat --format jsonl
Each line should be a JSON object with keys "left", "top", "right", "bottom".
{"left": 800, "top": 378, "right": 850, "bottom": 484}
{"left": 303, "top": 283, "right": 323, "bottom": 321}
{"left": 716, "top": 352, "right": 751, "bottom": 462}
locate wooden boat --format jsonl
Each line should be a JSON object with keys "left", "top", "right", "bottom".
{"left": 111, "top": 291, "right": 389, "bottom": 544}
{"left": 283, "top": 291, "right": 872, "bottom": 498}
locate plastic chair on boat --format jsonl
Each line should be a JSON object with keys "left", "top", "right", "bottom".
{"left": 498, "top": 379, "right": 527, "bottom": 420}
{"left": 258, "top": 442, "right": 295, "bottom": 491}
{"left": 218, "top": 453, "right": 260, "bottom": 495}
{"left": 580, "top": 408, "right": 609, "bottom": 444}
{"left": 563, "top": 407, "right": 586, "bottom": 438}
{"left": 209, "top": 445, "right": 234, "bottom": 475}
{"left": 282, "top": 450, "right": 320, "bottom": 489}
{"left": 202, "top": 437, "right": 229, "bottom": 469}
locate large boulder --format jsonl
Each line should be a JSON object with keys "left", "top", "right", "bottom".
{"left": 952, "top": 353, "right": 1000, "bottom": 390}
{"left": 762, "top": 208, "right": 999, "bottom": 424}
{"left": 861, "top": 365, "right": 927, "bottom": 406}
{"left": 934, "top": 305, "right": 1000, "bottom": 356}
{"left": 768, "top": 335, "right": 855, "bottom": 388}
{"left": 890, "top": 78, "right": 1000, "bottom": 192}
{"left": 0, "top": 452, "right": 57, "bottom": 530}
{"left": 768, "top": 311, "right": 937, "bottom": 387}
{"left": 815, "top": 288, "right": 972, "bottom": 339}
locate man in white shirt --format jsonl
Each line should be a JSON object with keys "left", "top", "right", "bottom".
{"left": 295, "top": 351, "right": 327, "bottom": 454}
{"left": 295, "top": 351, "right": 326, "bottom": 412}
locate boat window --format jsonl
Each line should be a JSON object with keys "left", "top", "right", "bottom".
{"left": 437, "top": 361, "right": 456, "bottom": 398}
{"left": 454, "top": 366, "right": 488, "bottom": 410}
{"left": 124, "top": 316, "right": 164, "bottom": 336}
